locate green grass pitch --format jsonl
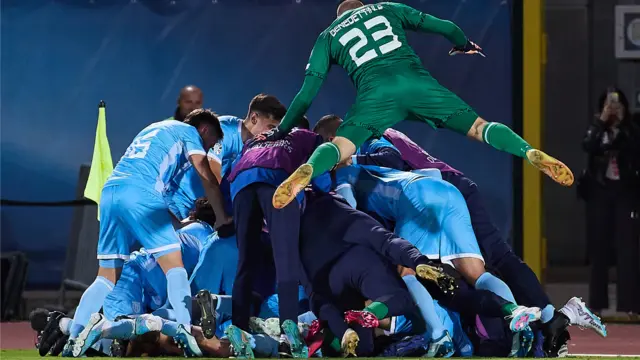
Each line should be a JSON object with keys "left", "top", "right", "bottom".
{"left": 3, "top": 350, "right": 640, "bottom": 360}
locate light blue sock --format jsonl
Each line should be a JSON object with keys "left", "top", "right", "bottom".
{"left": 474, "top": 272, "right": 517, "bottom": 304}
{"left": 102, "top": 319, "right": 135, "bottom": 340}
{"left": 402, "top": 275, "right": 447, "bottom": 340}
{"left": 541, "top": 304, "right": 556, "bottom": 323}
{"left": 70, "top": 276, "right": 115, "bottom": 338}
{"left": 160, "top": 318, "right": 180, "bottom": 337}
{"left": 166, "top": 267, "right": 192, "bottom": 327}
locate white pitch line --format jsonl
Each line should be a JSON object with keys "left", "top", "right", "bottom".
{"left": 570, "top": 354, "right": 640, "bottom": 357}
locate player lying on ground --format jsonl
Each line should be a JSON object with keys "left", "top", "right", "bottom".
{"left": 315, "top": 115, "right": 608, "bottom": 352}
{"left": 268, "top": 0, "right": 573, "bottom": 210}
{"left": 64, "top": 110, "right": 232, "bottom": 356}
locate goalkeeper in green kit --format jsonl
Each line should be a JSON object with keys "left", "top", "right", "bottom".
{"left": 269, "top": 0, "right": 574, "bottom": 209}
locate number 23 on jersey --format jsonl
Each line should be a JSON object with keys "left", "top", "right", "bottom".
{"left": 339, "top": 15, "right": 402, "bottom": 67}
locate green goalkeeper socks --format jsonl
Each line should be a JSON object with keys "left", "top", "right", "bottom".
{"left": 329, "top": 336, "right": 341, "bottom": 352}
{"left": 323, "top": 302, "right": 389, "bottom": 354}
{"left": 364, "top": 301, "right": 389, "bottom": 320}
{"left": 307, "top": 142, "right": 341, "bottom": 178}
{"left": 482, "top": 122, "right": 533, "bottom": 159}
{"left": 501, "top": 303, "right": 519, "bottom": 316}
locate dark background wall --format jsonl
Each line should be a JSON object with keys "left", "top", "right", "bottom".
{"left": 0, "top": 0, "right": 513, "bottom": 287}
{"left": 544, "top": 0, "right": 640, "bottom": 267}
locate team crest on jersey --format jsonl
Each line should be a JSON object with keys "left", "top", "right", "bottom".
{"left": 132, "top": 301, "right": 141, "bottom": 314}
{"left": 213, "top": 142, "right": 223, "bottom": 156}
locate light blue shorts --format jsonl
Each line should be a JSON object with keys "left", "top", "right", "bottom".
{"left": 97, "top": 185, "right": 182, "bottom": 268}
{"left": 394, "top": 178, "right": 483, "bottom": 266}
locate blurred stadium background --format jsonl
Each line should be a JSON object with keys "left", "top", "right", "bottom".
{"left": 1, "top": 0, "right": 638, "bottom": 330}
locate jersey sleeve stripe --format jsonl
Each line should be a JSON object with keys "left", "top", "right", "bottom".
{"left": 188, "top": 149, "right": 207, "bottom": 156}
{"left": 207, "top": 153, "right": 222, "bottom": 163}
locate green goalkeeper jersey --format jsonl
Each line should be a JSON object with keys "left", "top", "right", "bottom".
{"left": 278, "top": 2, "right": 469, "bottom": 131}
{"left": 305, "top": 2, "right": 468, "bottom": 89}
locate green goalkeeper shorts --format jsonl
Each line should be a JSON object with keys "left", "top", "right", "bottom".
{"left": 336, "top": 71, "right": 478, "bottom": 148}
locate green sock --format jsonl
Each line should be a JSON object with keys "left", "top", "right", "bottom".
{"left": 325, "top": 331, "right": 341, "bottom": 352}
{"left": 307, "top": 142, "right": 341, "bottom": 178}
{"left": 501, "top": 303, "right": 518, "bottom": 316}
{"left": 482, "top": 122, "right": 533, "bottom": 159}
{"left": 364, "top": 301, "right": 389, "bottom": 319}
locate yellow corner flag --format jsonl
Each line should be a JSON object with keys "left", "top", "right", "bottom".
{"left": 84, "top": 100, "right": 114, "bottom": 220}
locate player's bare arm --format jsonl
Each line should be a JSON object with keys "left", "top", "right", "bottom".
{"left": 190, "top": 153, "right": 232, "bottom": 227}
{"left": 191, "top": 326, "right": 232, "bottom": 357}
{"left": 207, "top": 156, "right": 223, "bottom": 183}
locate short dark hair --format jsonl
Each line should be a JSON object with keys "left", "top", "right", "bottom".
{"left": 189, "top": 197, "right": 216, "bottom": 227}
{"left": 297, "top": 115, "right": 310, "bottom": 130}
{"left": 184, "top": 108, "right": 223, "bottom": 140}
{"left": 313, "top": 114, "right": 343, "bottom": 140}
{"left": 248, "top": 94, "right": 287, "bottom": 121}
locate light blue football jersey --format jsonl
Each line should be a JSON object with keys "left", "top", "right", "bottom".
{"left": 164, "top": 116, "right": 243, "bottom": 219}
{"left": 208, "top": 115, "right": 245, "bottom": 179}
{"left": 334, "top": 164, "right": 426, "bottom": 221}
{"left": 106, "top": 120, "right": 206, "bottom": 195}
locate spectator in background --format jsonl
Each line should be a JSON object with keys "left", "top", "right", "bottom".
{"left": 168, "top": 85, "right": 203, "bottom": 121}
{"left": 297, "top": 115, "right": 310, "bottom": 130}
{"left": 580, "top": 86, "right": 640, "bottom": 318}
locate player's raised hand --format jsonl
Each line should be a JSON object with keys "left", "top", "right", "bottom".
{"left": 449, "top": 40, "right": 485, "bottom": 57}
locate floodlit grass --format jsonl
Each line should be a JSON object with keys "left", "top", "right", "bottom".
{"left": 2, "top": 350, "right": 640, "bottom": 360}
